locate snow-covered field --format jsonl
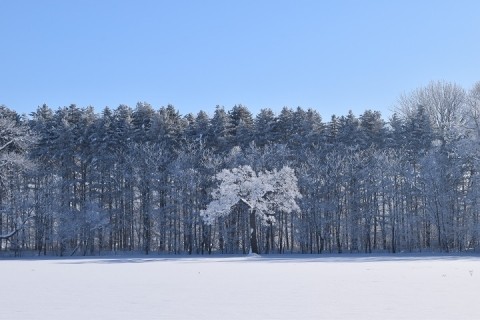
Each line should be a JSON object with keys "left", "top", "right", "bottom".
{"left": 1, "top": 254, "right": 479, "bottom": 320}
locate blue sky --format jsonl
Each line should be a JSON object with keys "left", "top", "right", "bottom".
{"left": 1, "top": 0, "right": 479, "bottom": 119}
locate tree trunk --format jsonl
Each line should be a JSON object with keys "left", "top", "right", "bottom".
{"left": 249, "top": 209, "right": 259, "bottom": 254}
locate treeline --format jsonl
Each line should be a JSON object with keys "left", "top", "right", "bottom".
{"left": 1, "top": 81, "right": 480, "bottom": 256}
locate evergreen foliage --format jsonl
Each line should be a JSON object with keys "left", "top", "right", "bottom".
{"left": 1, "top": 81, "right": 480, "bottom": 255}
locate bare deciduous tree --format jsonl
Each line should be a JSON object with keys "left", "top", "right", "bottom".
{"left": 0, "top": 107, "right": 36, "bottom": 243}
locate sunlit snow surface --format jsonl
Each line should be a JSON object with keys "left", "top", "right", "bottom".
{"left": 1, "top": 254, "right": 479, "bottom": 319}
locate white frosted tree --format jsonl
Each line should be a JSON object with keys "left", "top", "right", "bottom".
{"left": 201, "top": 165, "right": 301, "bottom": 254}
{"left": 0, "top": 109, "right": 36, "bottom": 244}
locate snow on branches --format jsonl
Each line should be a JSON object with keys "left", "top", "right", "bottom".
{"left": 201, "top": 165, "right": 301, "bottom": 225}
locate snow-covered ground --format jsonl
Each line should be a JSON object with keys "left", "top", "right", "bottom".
{"left": 1, "top": 254, "right": 479, "bottom": 320}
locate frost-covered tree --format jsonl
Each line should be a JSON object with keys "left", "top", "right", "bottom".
{"left": 4, "top": 80, "right": 480, "bottom": 256}
{"left": 0, "top": 106, "right": 36, "bottom": 246}
{"left": 201, "top": 165, "right": 301, "bottom": 254}
{"left": 397, "top": 81, "right": 466, "bottom": 145}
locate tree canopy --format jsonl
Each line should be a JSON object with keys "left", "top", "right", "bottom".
{"left": 2, "top": 80, "right": 480, "bottom": 256}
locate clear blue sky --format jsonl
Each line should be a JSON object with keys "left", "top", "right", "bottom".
{"left": 1, "top": 0, "right": 479, "bottom": 119}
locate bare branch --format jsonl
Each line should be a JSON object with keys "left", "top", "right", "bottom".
{"left": 0, "top": 139, "right": 14, "bottom": 152}
{"left": 0, "top": 213, "right": 33, "bottom": 240}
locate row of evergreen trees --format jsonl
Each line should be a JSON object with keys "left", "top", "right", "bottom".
{"left": 1, "top": 81, "right": 480, "bottom": 256}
